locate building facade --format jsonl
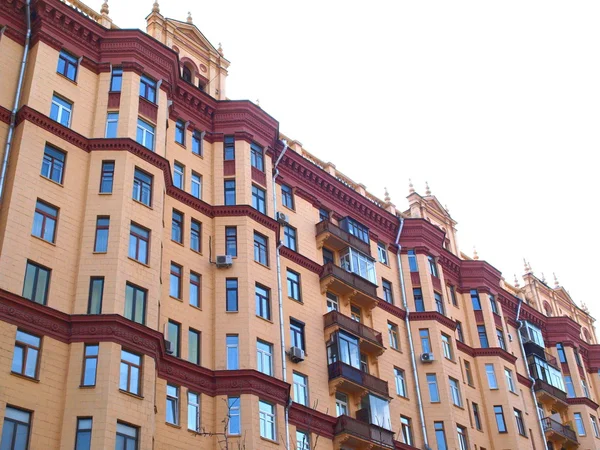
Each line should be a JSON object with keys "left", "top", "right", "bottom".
{"left": 0, "top": 1, "right": 599, "bottom": 449}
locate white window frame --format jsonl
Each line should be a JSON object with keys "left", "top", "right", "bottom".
{"left": 166, "top": 383, "right": 179, "bottom": 425}
{"left": 335, "top": 392, "right": 348, "bottom": 416}
{"left": 505, "top": 368, "right": 516, "bottom": 393}
{"left": 449, "top": 377, "right": 462, "bottom": 407}
{"left": 441, "top": 334, "right": 452, "bottom": 360}
{"left": 51, "top": 94, "right": 72, "bottom": 127}
{"left": 173, "top": 162, "right": 185, "bottom": 189}
{"left": 105, "top": 112, "right": 119, "bottom": 138}
{"left": 259, "top": 400, "right": 276, "bottom": 441}
{"left": 136, "top": 118, "right": 155, "bottom": 150}
{"left": 395, "top": 368, "right": 407, "bottom": 397}
{"left": 191, "top": 172, "right": 202, "bottom": 199}
{"left": 575, "top": 412, "right": 586, "bottom": 436}
{"left": 326, "top": 292, "right": 338, "bottom": 312}
{"left": 293, "top": 372, "right": 309, "bottom": 406}
{"left": 187, "top": 391, "right": 200, "bottom": 431}
{"left": 486, "top": 364, "right": 498, "bottom": 389}
{"left": 257, "top": 340, "right": 273, "bottom": 376}
{"left": 377, "top": 242, "right": 389, "bottom": 265}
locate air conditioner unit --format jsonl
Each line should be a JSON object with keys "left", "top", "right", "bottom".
{"left": 215, "top": 255, "right": 233, "bottom": 268}
{"left": 289, "top": 346, "right": 305, "bottom": 363}
{"left": 165, "top": 340, "right": 174, "bottom": 355}
{"left": 276, "top": 212, "right": 289, "bottom": 225}
{"left": 420, "top": 352, "right": 434, "bottom": 363}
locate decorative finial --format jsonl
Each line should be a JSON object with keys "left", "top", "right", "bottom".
{"left": 256, "top": 99, "right": 260, "bottom": 107}
{"left": 445, "top": 204, "right": 450, "bottom": 213}
{"left": 473, "top": 246, "right": 479, "bottom": 260}
{"left": 514, "top": 274, "right": 520, "bottom": 288}
{"left": 152, "top": 0, "right": 160, "bottom": 13}
{"left": 541, "top": 272, "right": 546, "bottom": 283}
{"left": 523, "top": 258, "right": 530, "bottom": 273}
{"left": 581, "top": 301, "right": 589, "bottom": 313}
{"left": 553, "top": 273, "right": 559, "bottom": 288}
{"left": 384, "top": 187, "right": 391, "bottom": 203}
{"left": 187, "top": 11, "right": 193, "bottom": 23}
{"left": 218, "top": 42, "right": 224, "bottom": 56}
{"left": 408, "top": 179, "right": 415, "bottom": 194}
{"left": 100, "top": 0, "right": 109, "bottom": 14}
{"left": 425, "top": 181, "right": 431, "bottom": 196}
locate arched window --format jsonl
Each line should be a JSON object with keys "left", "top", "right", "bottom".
{"left": 543, "top": 301, "right": 553, "bottom": 317}
{"left": 583, "top": 328, "right": 592, "bottom": 344}
{"left": 182, "top": 66, "right": 192, "bottom": 83}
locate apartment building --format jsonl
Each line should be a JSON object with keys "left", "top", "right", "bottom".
{"left": 0, "top": 1, "right": 599, "bottom": 449}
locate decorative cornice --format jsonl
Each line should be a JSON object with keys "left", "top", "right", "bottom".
{"left": 517, "top": 373, "right": 533, "bottom": 388}
{"left": 377, "top": 299, "right": 407, "bottom": 320}
{"left": 17, "top": 106, "right": 89, "bottom": 150}
{"left": 0, "top": 104, "right": 10, "bottom": 124}
{"left": 409, "top": 311, "right": 457, "bottom": 330}
{"left": 456, "top": 341, "right": 518, "bottom": 364}
{"left": 279, "top": 246, "right": 322, "bottom": 275}
{"left": 567, "top": 397, "right": 600, "bottom": 411}
{"left": 288, "top": 403, "right": 336, "bottom": 439}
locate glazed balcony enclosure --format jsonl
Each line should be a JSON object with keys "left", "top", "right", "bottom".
{"left": 542, "top": 417, "right": 579, "bottom": 449}
{"left": 320, "top": 263, "right": 378, "bottom": 311}
{"left": 324, "top": 310, "right": 385, "bottom": 356}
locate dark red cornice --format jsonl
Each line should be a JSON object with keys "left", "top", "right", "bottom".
{"left": 377, "top": 299, "right": 407, "bottom": 320}
{"left": 408, "top": 311, "right": 457, "bottom": 331}
{"left": 279, "top": 247, "right": 322, "bottom": 275}
{"left": 517, "top": 373, "right": 533, "bottom": 388}
{"left": 459, "top": 259, "right": 502, "bottom": 293}
{"left": 456, "top": 341, "right": 517, "bottom": 364}
{"left": 288, "top": 403, "right": 337, "bottom": 439}
{"left": 545, "top": 316, "right": 582, "bottom": 347}
{"left": 568, "top": 397, "right": 600, "bottom": 411}
{"left": 399, "top": 219, "right": 445, "bottom": 256}
{"left": 0, "top": 104, "right": 10, "bottom": 124}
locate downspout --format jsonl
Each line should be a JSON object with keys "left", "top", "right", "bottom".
{"left": 0, "top": 0, "right": 31, "bottom": 205}
{"left": 395, "top": 218, "right": 430, "bottom": 449}
{"left": 516, "top": 298, "right": 546, "bottom": 446}
{"left": 272, "top": 140, "right": 289, "bottom": 450}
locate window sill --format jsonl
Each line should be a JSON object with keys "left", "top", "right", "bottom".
{"left": 127, "top": 257, "right": 150, "bottom": 268}
{"left": 254, "top": 260, "right": 271, "bottom": 270}
{"left": 192, "top": 151, "right": 204, "bottom": 159}
{"left": 165, "top": 422, "right": 181, "bottom": 429}
{"left": 282, "top": 204, "right": 296, "bottom": 213}
{"left": 57, "top": 72, "right": 78, "bottom": 85}
{"left": 171, "top": 240, "right": 185, "bottom": 247}
{"left": 175, "top": 142, "right": 186, "bottom": 150}
{"left": 189, "top": 304, "right": 202, "bottom": 311}
{"left": 170, "top": 296, "right": 183, "bottom": 302}
{"left": 259, "top": 436, "right": 279, "bottom": 445}
{"left": 11, "top": 372, "right": 39, "bottom": 383}
{"left": 79, "top": 384, "right": 96, "bottom": 389}
{"left": 40, "top": 174, "right": 64, "bottom": 187}
{"left": 288, "top": 297, "right": 303, "bottom": 304}
{"left": 119, "top": 389, "right": 144, "bottom": 400}
{"left": 98, "top": 192, "right": 113, "bottom": 195}
{"left": 31, "top": 235, "right": 56, "bottom": 246}
{"left": 256, "top": 315, "right": 274, "bottom": 324}
{"left": 92, "top": 251, "right": 108, "bottom": 255}
{"left": 225, "top": 310, "right": 239, "bottom": 314}
{"left": 132, "top": 199, "right": 153, "bottom": 210}
{"left": 190, "top": 248, "right": 203, "bottom": 256}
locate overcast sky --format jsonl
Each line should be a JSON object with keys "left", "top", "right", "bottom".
{"left": 108, "top": 1, "right": 600, "bottom": 329}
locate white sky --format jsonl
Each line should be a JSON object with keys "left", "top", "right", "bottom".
{"left": 108, "top": 1, "right": 600, "bottom": 327}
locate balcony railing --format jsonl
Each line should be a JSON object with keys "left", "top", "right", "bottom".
{"left": 542, "top": 417, "right": 578, "bottom": 444}
{"left": 525, "top": 346, "right": 558, "bottom": 368}
{"left": 533, "top": 378, "right": 568, "bottom": 405}
{"left": 324, "top": 310, "right": 384, "bottom": 349}
{"left": 328, "top": 361, "right": 389, "bottom": 398}
{"left": 316, "top": 220, "right": 371, "bottom": 255}
{"left": 334, "top": 415, "right": 394, "bottom": 449}
{"left": 321, "top": 263, "right": 378, "bottom": 300}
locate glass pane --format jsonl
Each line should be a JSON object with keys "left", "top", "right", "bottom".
{"left": 130, "top": 367, "right": 139, "bottom": 394}
{"left": 119, "top": 363, "right": 128, "bottom": 391}
{"left": 11, "top": 346, "right": 24, "bottom": 374}
{"left": 83, "top": 358, "right": 97, "bottom": 385}
{"left": 24, "top": 349, "right": 38, "bottom": 377}
{"left": 75, "top": 430, "right": 91, "bottom": 450}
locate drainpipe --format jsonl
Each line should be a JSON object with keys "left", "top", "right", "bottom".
{"left": 272, "top": 140, "right": 289, "bottom": 450}
{"left": 0, "top": 0, "right": 31, "bottom": 205}
{"left": 395, "top": 218, "right": 430, "bottom": 449}
{"left": 516, "top": 298, "right": 546, "bottom": 446}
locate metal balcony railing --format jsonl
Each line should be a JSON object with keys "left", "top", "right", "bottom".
{"left": 533, "top": 378, "right": 568, "bottom": 404}
{"left": 316, "top": 220, "right": 371, "bottom": 255}
{"left": 324, "top": 311, "right": 383, "bottom": 348}
{"left": 542, "top": 417, "right": 578, "bottom": 444}
{"left": 328, "top": 361, "right": 389, "bottom": 398}
{"left": 334, "top": 415, "right": 394, "bottom": 448}
{"left": 320, "top": 263, "right": 378, "bottom": 300}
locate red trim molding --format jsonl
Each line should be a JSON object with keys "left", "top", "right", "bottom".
{"left": 0, "top": 105, "right": 10, "bottom": 124}
{"left": 567, "top": 397, "right": 600, "bottom": 411}
{"left": 288, "top": 403, "right": 337, "bottom": 439}
{"left": 517, "top": 373, "right": 533, "bottom": 388}
{"left": 377, "top": 299, "right": 407, "bottom": 320}
{"left": 456, "top": 341, "right": 518, "bottom": 364}
{"left": 409, "top": 311, "right": 457, "bottom": 331}
{"left": 279, "top": 246, "right": 322, "bottom": 275}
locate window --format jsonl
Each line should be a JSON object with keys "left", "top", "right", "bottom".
{"left": 486, "top": 364, "right": 498, "bottom": 389}
{"left": 191, "top": 172, "right": 202, "bottom": 199}
{"left": 427, "top": 255, "right": 438, "bottom": 276}
{"left": 139, "top": 74, "right": 157, "bottom": 103}
{"left": 281, "top": 184, "right": 294, "bottom": 209}
{"left": 32, "top": 200, "right": 58, "bottom": 243}
{"left": 457, "top": 425, "right": 468, "bottom": 450}
{"left": 41, "top": 144, "right": 65, "bottom": 184}
{"left": 254, "top": 232, "right": 268, "bottom": 265}
{"left": 173, "top": 162, "right": 184, "bottom": 189}
{"left": 575, "top": 349, "right": 582, "bottom": 367}
{"left": 100, "top": 161, "right": 114, "bottom": 193}
{"left": 57, "top": 49, "right": 78, "bottom": 80}
{"left": 472, "top": 403, "right": 482, "bottom": 430}
{"left": 124, "top": 282, "right": 147, "bottom": 325}
{"left": 351, "top": 305, "right": 362, "bottom": 322}
{"left": 226, "top": 335, "right": 239, "bottom": 370}
{"left": 340, "top": 247, "right": 378, "bottom": 282}
{"left": 522, "top": 321, "right": 544, "bottom": 347}
{"left": 420, "top": 329, "right": 431, "bottom": 354}
{"left": 110, "top": 67, "right": 122, "bottom": 92}
{"left": 407, "top": 249, "right": 418, "bottom": 272}
{"left": 494, "top": 406, "right": 507, "bottom": 433}
{"left": 287, "top": 270, "right": 301, "bottom": 302}
{"left": 22, "top": 261, "right": 51, "bottom": 305}
{"left": 322, "top": 247, "right": 334, "bottom": 265}
{"left": 119, "top": 349, "right": 142, "bottom": 395}
{"left": 434, "top": 292, "right": 444, "bottom": 315}
{"left": 190, "top": 272, "right": 201, "bottom": 308}
{"left": 11, "top": 330, "right": 41, "bottom": 379}
{"left": 290, "top": 319, "right": 305, "bottom": 351}
{"left": 382, "top": 279, "right": 393, "bottom": 304}
{"left": 226, "top": 278, "right": 238, "bottom": 312}
{"left": 250, "top": 143, "right": 264, "bottom": 171}
{"left": 296, "top": 430, "right": 310, "bottom": 450}
{"left": 441, "top": 334, "right": 453, "bottom": 360}
{"left": 427, "top": 374, "right": 440, "bottom": 402}
{"left": 252, "top": 185, "right": 266, "bottom": 214}
{"left": 50, "top": 94, "right": 72, "bottom": 126}
{"left": 175, "top": 119, "right": 186, "bottom": 145}
{"left": 188, "top": 328, "right": 200, "bottom": 364}
{"left": 326, "top": 292, "right": 338, "bottom": 312}
{"left": 455, "top": 321, "right": 464, "bottom": 342}
{"left": 335, "top": 392, "right": 349, "bottom": 416}
{"left": 225, "top": 226, "right": 237, "bottom": 256}
{"left": 582, "top": 379, "right": 591, "bottom": 398}
{"left": 167, "top": 320, "right": 181, "bottom": 357}
{"left": 284, "top": 225, "right": 297, "bottom": 251}
{"left": 374, "top": 243, "right": 389, "bottom": 266}
{"left": 227, "top": 397, "right": 240, "bottom": 435}
{"left": 514, "top": 409, "right": 526, "bottom": 436}
{"left": 224, "top": 135, "right": 235, "bottom": 161}
{"left": 557, "top": 343, "right": 567, "bottom": 363}
{"left": 490, "top": 294, "right": 499, "bottom": 314}
{"left": 255, "top": 284, "right": 271, "bottom": 320}
{"left": 136, "top": 118, "right": 155, "bottom": 150}
{"left": 171, "top": 210, "right": 183, "bottom": 243}
{"left": 471, "top": 289, "right": 482, "bottom": 310}
{"left": 341, "top": 217, "right": 368, "bottom": 243}
{"left": 497, "top": 329, "right": 507, "bottom": 351}
{"left": 105, "top": 112, "right": 118, "bottom": 138}
{"left": 190, "top": 219, "right": 201, "bottom": 252}
{"left": 87, "top": 277, "right": 104, "bottom": 314}
{"left": 115, "top": 422, "right": 138, "bottom": 450}
{"left": 413, "top": 288, "right": 424, "bottom": 312}
{"left": 400, "top": 416, "right": 413, "bottom": 445}
{"left": 293, "top": 372, "right": 308, "bottom": 406}
{"left": 388, "top": 322, "right": 399, "bottom": 350}
{"left": 169, "top": 263, "right": 182, "bottom": 299}
{"left": 128, "top": 223, "right": 149, "bottom": 264}
{"left": 590, "top": 415, "right": 600, "bottom": 438}
{"left": 224, "top": 179, "right": 236, "bottom": 205}
{"left": 434, "top": 422, "right": 447, "bottom": 450}
{"left": 166, "top": 384, "right": 179, "bottom": 425}
{"left": 81, "top": 344, "right": 98, "bottom": 386}
{"left": 449, "top": 377, "right": 462, "bottom": 406}
{"left": 505, "top": 368, "right": 516, "bottom": 393}
{"left": 192, "top": 130, "right": 203, "bottom": 156}
{"left": 395, "top": 368, "right": 407, "bottom": 397}
{"left": 478, "top": 325, "right": 489, "bottom": 348}
{"left": 448, "top": 285, "right": 458, "bottom": 306}
{"left": 188, "top": 392, "right": 200, "bottom": 431}
{"left": 464, "top": 361, "right": 474, "bottom": 386}
{"left": 319, "top": 208, "right": 329, "bottom": 222}
{"left": 575, "top": 412, "right": 586, "bottom": 436}
{"left": 259, "top": 400, "right": 276, "bottom": 440}
{"left": 0, "top": 406, "right": 32, "bottom": 450}
{"left": 182, "top": 66, "right": 192, "bottom": 82}
{"left": 75, "top": 417, "right": 92, "bottom": 450}
{"left": 257, "top": 340, "right": 273, "bottom": 376}
{"left": 132, "top": 168, "right": 152, "bottom": 206}
{"left": 565, "top": 375, "right": 576, "bottom": 398}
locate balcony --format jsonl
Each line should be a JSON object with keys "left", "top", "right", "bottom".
{"left": 321, "top": 263, "right": 378, "bottom": 310}
{"left": 542, "top": 417, "right": 578, "bottom": 449}
{"left": 333, "top": 415, "right": 394, "bottom": 449}
{"left": 316, "top": 220, "right": 371, "bottom": 256}
{"left": 324, "top": 311, "right": 385, "bottom": 356}
{"left": 534, "top": 378, "right": 569, "bottom": 411}
{"left": 525, "top": 344, "right": 558, "bottom": 368}
{"left": 328, "top": 361, "right": 389, "bottom": 398}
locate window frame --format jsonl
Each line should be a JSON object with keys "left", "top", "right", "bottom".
{"left": 290, "top": 319, "right": 306, "bottom": 351}
{"left": 192, "top": 130, "right": 203, "bottom": 156}
{"left": 395, "top": 367, "right": 407, "bottom": 397}
{"left": 259, "top": 400, "right": 276, "bottom": 441}
{"left": 255, "top": 283, "right": 271, "bottom": 320}
{"left": 128, "top": 222, "right": 150, "bottom": 264}
{"left": 225, "top": 226, "right": 237, "bottom": 256}
{"left": 100, "top": 160, "right": 115, "bottom": 193}
{"left": 175, "top": 119, "right": 186, "bottom": 146}
{"left": 57, "top": 49, "right": 78, "bottom": 80}
{"left": 287, "top": 269, "right": 302, "bottom": 302}
{"left": 427, "top": 373, "right": 440, "bottom": 402}
{"left": 224, "top": 179, "right": 236, "bottom": 205}
{"left": 441, "top": 333, "right": 453, "bottom": 360}
{"left": 388, "top": 322, "right": 399, "bottom": 350}
{"left": 80, "top": 343, "right": 99, "bottom": 387}
{"left": 377, "top": 242, "right": 389, "bottom": 265}
{"left": 132, "top": 167, "right": 153, "bottom": 206}
{"left": 413, "top": 288, "right": 424, "bottom": 312}
{"left": 382, "top": 279, "right": 393, "bottom": 304}
{"left": 191, "top": 171, "right": 202, "bottom": 199}
{"left": 166, "top": 383, "right": 180, "bottom": 425}
{"left": 478, "top": 325, "right": 489, "bottom": 348}
{"left": 224, "top": 135, "right": 235, "bottom": 161}
{"left": 22, "top": 260, "right": 51, "bottom": 305}
{"left": 188, "top": 391, "right": 201, "bottom": 432}
{"left": 124, "top": 282, "right": 147, "bottom": 325}
{"left": 119, "top": 349, "right": 142, "bottom": 396}
{"left": 110, "top": 67, "right": 123, "bottom": 92}
{"left": 293, "top": 372, "right": 309, "bottom": 406}
{"left": 449, "top": 377, "right": 462, "bottom": 407}
{"left": 11, "top": 329, "right": 42, "bottom": 379}
{"left": 250, "top": 142, "right": 264, "bottom": 172}
{"left": 190, "top": 219, "right": 202, "bottom": 253}
{"left": 226, "top": 335, "right": 239, "bottom": 370}
{"left": 283, "top": 225, "right": 297, "bottom": 251}
{"left": 32, "top": 199, "right": 58, "bottom": 243}
{"left": 226, "top": 278, "right": 238, "bottom": 312}
{"left": 75, "top": 416, "right": 93, "bottom": 449}
{"left": 41, "top": 144, "right": 66, "bottom": 184}
{"left": 189, "top": 272, "right": 201, "bottom": 309}
{"left": 173, "top": 162, "right": 185, "bottom": 189}
{"left": 227, "top": 396, "right": 241, "bottom": 435}
{"left": 50, "top": 93, "right": 72, "bottom": 126}
{"left": 169, "top": 262, "right": 182, "bottom": 299}
{"left": 87, "top": 277, "right": 104, "bottom": 314}
{"left": 514, "top": 408, "right": 526, "bottom": 436}
{"left": 494, "top": 405, "right": 507, "bottom": 433}
{"left": 257, "top": 339, "right": 274, "bottom": 376}
{"left": 251, "top": 184, "right": 267, "bottom": 214}
{"left": 486, "top": 364, "right": 498, "bottom": 389}
{"left": 139, "top": 74, "right": 157, "bottom": 103}
{"left": 0, "top": 406, "right": 32, "bottom": 450}
{"left": 171, "top": 210, "right": 184, "bottom": 244}
{"left": 167, "top": 320, "right": 181, "bottom": 357}
{"left": 136, "top": 118, "right": 155, "bottom": 151}
{"left": 105, "top": 112, "right": 119, "bottom": 138}
{"left": 253, "top": 231, "right": 269, "bottom": 266}
{"left": 188, "top": 328, "right": 201, "bottom": 365}
{"left": 116, "top": 421, "right": 139, "bottom": 450}
{"left": 281, "top": 184, "right": 294, "bottom": 209}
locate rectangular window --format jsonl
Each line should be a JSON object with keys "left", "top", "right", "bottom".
{"left": 351, "top": 305, "right": 362, "bottom": 322}
{"left": 256, "top": 284, "right": 271, "bottom": 320}
{"left": 582, "top": 379, "right": 591, "bottom": 398}
{"left": 464, "top": 361, "right": 474, "bottom": 386}
{"left": 252, "top": 185, "right": 266, "bottom": 214}
{"left": 132, "top": 168, "right": 153, "bottom": 206}
{"left": 100, "top": 161, "right": 114, "bottom": 193}
{"left": 494, "top": 406, "right": 507, "bottom": 433}
{"left": 168, "top": 320, "right": 181, "bottom": 357}
{"left": 395, "top": 368, "right": 407, "bottom": 397}
{"left": 32, "top": 199, "right": 58, "bottom": 243}
{"left": 87, "top": 277, "right": 104, "bottom": 314}
{"left": 136, "top": 118, "right": 155, "bottom": 150}
{"left": 224, "top": 179, "right": 236, "bottom": 205}
{"left": 110, "top": 67, "right": 123, "bottom": 92}
{"left": 226, "top": 278, "right": 238, "bottom": 312}
{"left": 335, "top": 392, "right": 349, "bottom": 416}
{"left": 228, "top": 396, "right": 240, "bottom": 435}
{"left": 296, "top": 430, "right": 310, "bottom": 450}
{"left": 225, "top": 226, "right": 237, "bottom": 256}
{"left": 505, "top": 368, "right": 516, "bottom": 392}
{"left": 119, "top": 349, "right": 142, "bottom": 395}
{"left": 50, "top": 93, "right": 73, "bottom": 126}
{"left": 441, "top": 333, "right": 453, "bottom": 360}
{"left": 557, "top": 343, "right": 567, "bottom": 363}
{"left": 190, "top": 272, "right": 201, "bottom": 308}
{"left": 575, "top": 412, "right": 586, "bottom": 436}
{"left": 226, "top": 335, "right": 239, "bottom": 370}
{"left": 472, "top": 403, "right": 482, "bottom": 430}
{"left": 11, "top": 329, "right": 41, "bottom": 379}
{"left": 22, "top": 260, "right": 51, "bottom": 305}
{"left": 115, "top": 422, "right": 138, "bottom": 450}
{"left": 434, "top": 422, "right": 447, "bottom": 450}
{"left": 388, "top": 322, "right": 399, "bottom": 350}
{"left": 434, "top": 292, "right": 445, "bottom": 315}
{"left": 471, "top": 289, "right": 482, "bottom": 310}
{"left": 449, "top": 377, "right": 462, "bottom": 407}
{"left": 0, "top": 406, "right": 32, "bottom": 450}
{"left": 514, "top": 409, "right": 526, "bottom": 436}
{"left": 407, "top": 249, "right": 418, "bottom": 272}
{"left": 457, "top": 425, "right": 468, "bottom": 450}
{"left": 190, "top": 219, "right": 201, "bottom": 253}
{"left": 427, "top": 374, "right": 440, "bottom": 402}
{"left": 191, "top": 172, "right": 202, "bottom": 199}
{"left": 192, "top": 130, "right": 203, "bottom": 156}
{"left": 486, "top": 364, "right": 498, "bottom": 389}
{"left": 323, "top": 247, "right": 334, "bottom": 265}
{"left": 326, "top": 292, "right": 338, "bottom": 312}
{"left": 281, "top": 184, "right": 294, "bottom": 209}
{"left": 128, "top": 223, "right": 150, "bottom": 264}
{"left": 342, "top": 217, "right": 369, "bottom": 243}
{"left": 497, "top": 329, "right": 507, "bottom": 350}
{"left": 455, "top": 321, "right": 464, "bottom": 342}
{"left": 81, "top": 343, "right": 99, "bottom": 387}
{"left": 139, "top": 74, "right": 157, "bottom": 103}
{"left": 175, "top": 119, "right": 186, "bottom": 145}
{"left": 224, "top": 135, "right": 235, "bottom": 161}
{"left": 188, "top": 328, "right": 200, "bottom": 365}
{"left": 173, "top": 162, "right": 184, "bottom": 189}
{"left": 293, "top": 372, "right": 309, "bottom": 406}
{"left": 124, "top": 282, "right": 147, "bottom": 325}
{"left": 413, "top": 288, "right": 424, "bottom": 312}
{"left": 490, "top": 294, "right": 499, "bottom": 314}
{"left": 565, "top": 375, "right": 576, "bottom": 398}
{"left": 377, "top": 242, "right": 389, "bottom": 265}
{"left": 290, "top": 319, "right": 305, "bottom": 351}
{"left": 478, "top": 325, "right": 489, "bottom": 348}
{"left": 172, "top": 210, "right": 183, "bottom": 243}
{"left": 401, "top": 416, "right": 413, "bottom": 446}
{"left": 57, "top": 49, "right": 78, "bottom": 80}
{"left": 250, "top": 142, "right": 264, "bottom": 171}
{"left": 166, "top": 384, "right": 179, "bottom": 425}
{"left": 257, "top": 340, "right": 273, "bottom": 376}
{"left": 105, "top": 112, "right": 118, "bottom": 138}
{"left": 254, "top": 232, "right": 268, "bottom": 265}
{"left": 449, "top": 285, "right": 458, "bottom": 306}
{"left": 319, "top": 208, "right": 329, "bottom": 222}
{"left": 41, "top": 144, "right": 66, "bottom": 184}
{"left": 169, "top": 263, "right": 182, "bottom": 299}
{"left": 188, "top": 392, "right": 200, "bottom": 432}
{"left": 382, "top": 279, "right": 393, "bottom": 304}
{"left": 427, "top": 255, "right": 438, "bottom": 277}
{"left": 590, "top": 415, "right": 600, "bottom": 438}
{"left": 420, "top": 329, "right": 431, "bottom": 354}
{"left": 283, "top": 225, "right": 297, "bottom": 251}
{"left": 287, "top": 270, "right": 301, "bottom": 302}
{"left": 75, "top": 417, "right": 92, "bottom": 450}
{"left": 259, "top": 401, "right": 276, "bottom": 440}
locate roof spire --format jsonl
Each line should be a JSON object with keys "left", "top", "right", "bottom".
{"left": 187, "top": 11, "right": 193, "bottom": 23}
{"left": 541, "top": 272, "right": 546, "bottom": 283}
{"left": 408, "top": 179, "right": 415, "bottom": 194}
{"left": 514, "top": 274, "right": 520, "bottom": 288}
{"left": 218, "top": 42, "right": 224, "bottom": 56}
{"left": 384, "top": 187, "right": 391, "bottom": 203}
{"left": 473, "top": 246, "right": 479, "bottom": 260}
{"left": 255, "top": 99, "right": 261, "bottom": 108}
{"left": 523, "top": 258, "right": 530, "bottom": 273}
{"left": 100, "top": 0, "right": 109, "bottom": 14}
{"left": 152, "top": 0, "right": 160, "bottom": 13}
{"left": 425, "top": 181, "right": 431, "bottom": 196}
{"left": 553, "top": 273, "right": 559, "bottom": 288}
